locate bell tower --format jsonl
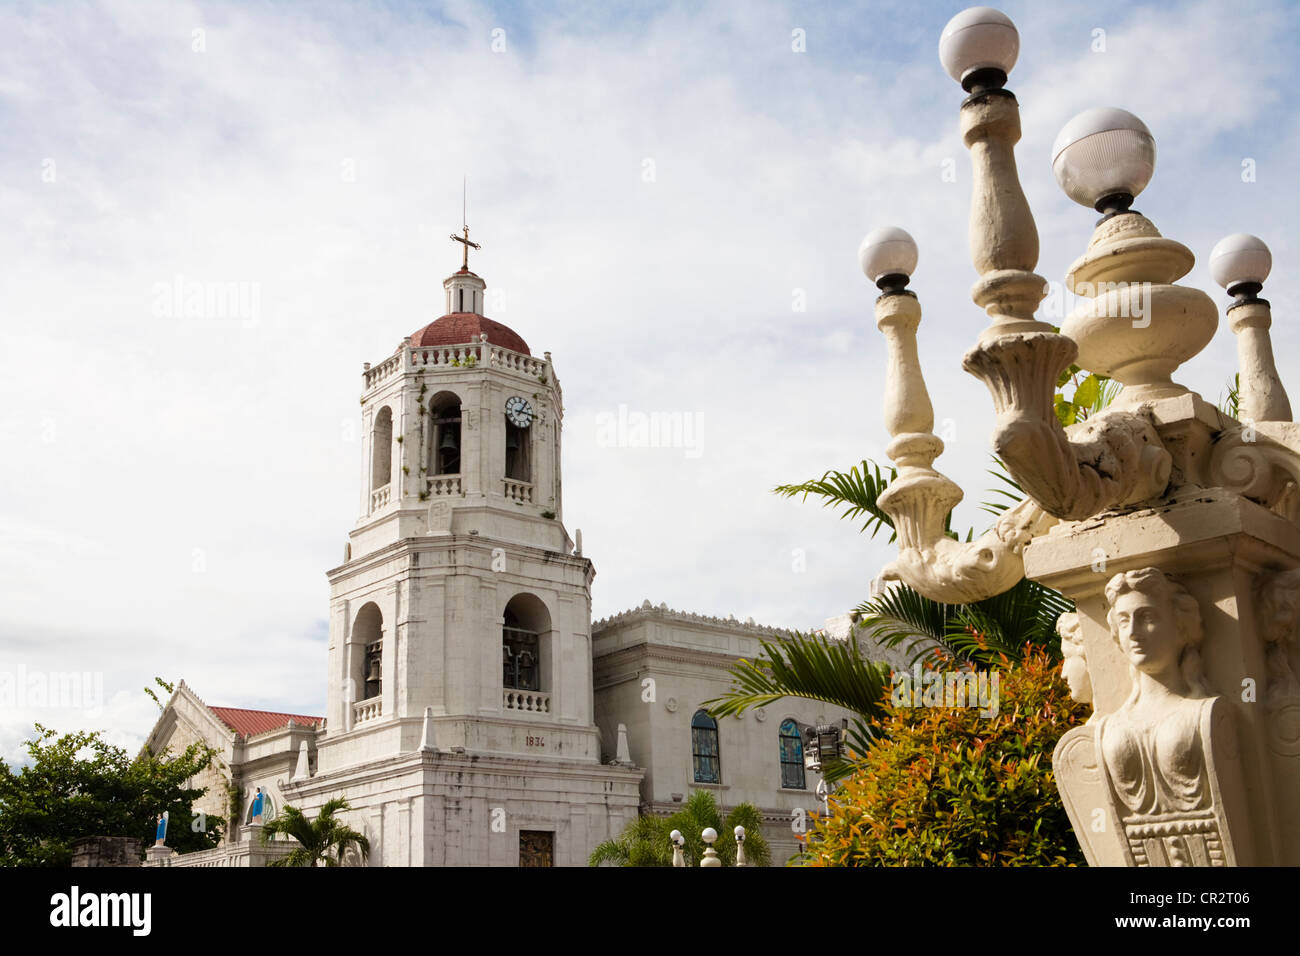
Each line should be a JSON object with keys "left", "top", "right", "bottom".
{"left": 318, "top": 228, "right": 598, "bottom": 771}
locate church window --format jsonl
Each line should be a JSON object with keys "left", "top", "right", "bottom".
{"left": 779, "top": 719, "right": 806, "bottom": 790}
{"left": 430, "top": 394, "right": 462, "bottom": 475}
{"left": 505, "top": 421, "right": 531, "bottom": 481}
{"left": 691, "top": 710, "right": 720, "bottom": 784}
{"left": 372, "top": 406, "right": 393, "bottom": 490}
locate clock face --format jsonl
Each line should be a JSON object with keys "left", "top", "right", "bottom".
{"left": 505, "top": 396, "right": 534, "bottom": 429}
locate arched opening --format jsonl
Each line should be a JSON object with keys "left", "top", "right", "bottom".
{"left": 779, "top": 718, "right": 806, "bottom": 790}
{"left": 351, "top": 602, "right": 383, "bottom": 705}
{"left": 429, "top": 392, "right": 461, "bottom": 476}
{"left": 371, "top": 406, "right": 393, "bottom": 491}
{"left": 691, "top": 710, "right": 720, "bottom": 784}
{"left": 505, "top": 420, "right": 531, "bottom": 482}
{"left": 502, "top": 593, "right": 551, "bottom": 695}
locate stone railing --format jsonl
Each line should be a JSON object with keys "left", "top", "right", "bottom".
{"left": 364, "top": 353, "right": 401, "bottom": 390}
{"left": 409, "top": 339, "right": 548, "bottom": 377}
{"left": 502, "top": 478, "right": 533, "bottom": 503}
{"left": 370, "top": 484, "right": 391, "bottom": 510}
{"left": 503, "top": 689, "right": 551, "bottom": 714}
{"left": 366, "top": 339, "right": 551, "bottom": 396}
{"left": 427, "top": 475, "right": 461, "bottom": 496}
{"left": 353, "top": 698, "right": 382, "bottom": 724}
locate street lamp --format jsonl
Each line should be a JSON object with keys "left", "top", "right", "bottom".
{"left": 862, "top": 5, "right": 1300, "bottom": 867}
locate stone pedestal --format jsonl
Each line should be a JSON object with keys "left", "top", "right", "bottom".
{"left": 1027, "top": 488, "right": 1300, "bottom": 864}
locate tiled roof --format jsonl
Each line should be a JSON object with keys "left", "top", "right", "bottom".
{"left": 208, "top": 706, "right": 323, "bottom": 738}
{"left": 411, "top": 312, "right": 531, "bottom": 356}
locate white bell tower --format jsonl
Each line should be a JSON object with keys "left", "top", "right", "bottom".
{"left": 318, "top": 228, "right": 597, "bottom": 769}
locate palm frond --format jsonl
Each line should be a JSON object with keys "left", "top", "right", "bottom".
{"left": 701, "top": 630, "right": 892, "bottom": 725}
{"left": 774, "top": 461, "right": 898, "bottom": 541}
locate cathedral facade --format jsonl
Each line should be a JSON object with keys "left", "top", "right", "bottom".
{"left": 144, "top": 250, "right": 846, "bottom": 867}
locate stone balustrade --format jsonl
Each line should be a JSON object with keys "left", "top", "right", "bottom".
{"left": 503, "top": 689, "right": 550, "bottom": 714}
{"left": 426, "top": 475, "right": 461, "bottom": 497}
{"left": 363, "top": 353, "right": 401, "bottom": 390}
{"left": 353, "top": 697, "right": 382, "bottom": 724}
{"left": 364, "top": 339, "right": 550, "bottom": 394}
{"left": 370, "top": 484, "right": 391, "bottom": 510}
{"left": 502, "top": 478, "right": 533, "bottom": 503}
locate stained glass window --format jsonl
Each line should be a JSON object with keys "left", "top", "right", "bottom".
{"left": 691, "top": 710, "right": 720, "bottom": 784}
{"left": 779, "top": 719, "right": 806, "bottom": 790}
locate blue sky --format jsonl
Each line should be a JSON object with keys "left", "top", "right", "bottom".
{"left": 0, "top": 0, "right": 1296, "bottom": 761}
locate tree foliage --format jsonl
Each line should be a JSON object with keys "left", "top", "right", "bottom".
{"left": 589, "top": 790, "right": 771, "bottom": 867}
{"left": 0, "top": 724, "right": 223, "bottom": 866}
{"left": 798, "top": 649, "right": 1088, "bottom": 866}
{"left": 262, "top": 798, "right": 370, "bottom": 867}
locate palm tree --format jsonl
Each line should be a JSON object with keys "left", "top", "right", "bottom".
{"left": 261, "top": 798, "right": 370, "bottom": 867}
{"left": 589, "top": 790, "right": 770, "bottom": 867}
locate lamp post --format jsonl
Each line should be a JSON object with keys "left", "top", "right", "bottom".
{"left": 669, "top": 825, "right": 750, "bottom": 867}
{"left": 864, "top": 6, "right": 1300, "bottom": 867}
{"left": 802, "top": 722, "right": 844, "bottom": 815}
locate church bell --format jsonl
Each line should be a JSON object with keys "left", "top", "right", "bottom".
{"left": 439, "top": 429, "right": 459, "bottom": 451}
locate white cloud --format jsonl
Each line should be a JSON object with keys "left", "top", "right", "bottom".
{"left": 0, "top": 0, "right": 1295, "bottom": 761}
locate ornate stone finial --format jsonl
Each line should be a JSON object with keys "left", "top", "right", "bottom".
{"left": 292, "top": 739, "right": 311, "bottom": 781}
{"left": 1060, "top": 211, "right": 1216, "bottom": 407}
{"left": 1210, "top": 234, "right": 1291, "bottom": 424}
{"left": 615, "top": 723, "right": 632, "bottom": 765}
{"left": 1055, "top": 568, "right": 1253, "bottom": 866}
{"left": 419, "top": 706, "right": 438, "bottom": 752}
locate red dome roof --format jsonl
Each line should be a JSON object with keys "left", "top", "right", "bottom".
{"left": 410, "top": 312, "right": 530, "bottom": 356}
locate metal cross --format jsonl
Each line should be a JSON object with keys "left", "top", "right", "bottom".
{"left": 450, "top": 177, "right": 481, "bottom": 269}
{"left": 450, "top": 223, "right": 480, "bottom": 270}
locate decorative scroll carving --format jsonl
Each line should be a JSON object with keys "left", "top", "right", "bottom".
{"left": 1209, "top": 426, "right": 1300, "bottom": 523}
{"left": 1054, "top": 569, "right": 1253, "bottom": 866}
{"left": 963, "top": 333, "right": 1173, "bottom": 521}
{"left": 879, "top": 495, "right": 1056, "bottom": 605}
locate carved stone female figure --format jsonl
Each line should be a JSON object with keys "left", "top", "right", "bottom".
{"left": 1054, "top": 568, "right": 1252, "bottom": 866}
{"left": 1092, "top": 569, "right": 1250, "bottom": 866}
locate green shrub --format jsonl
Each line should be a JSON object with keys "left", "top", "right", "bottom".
{"left": 799, "top": 647, "right": 1087, "bottom": 866}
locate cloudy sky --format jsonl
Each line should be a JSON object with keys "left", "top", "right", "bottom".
{"left": 1, "top": 0, "right": 1296, "bottom": 761}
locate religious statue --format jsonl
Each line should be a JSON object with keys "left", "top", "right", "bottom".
{"left": 1054, "top": 568, "right": 1253, "bottom": 866}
